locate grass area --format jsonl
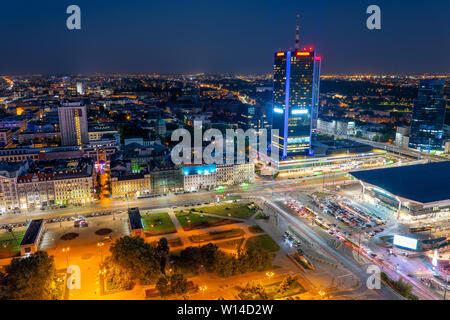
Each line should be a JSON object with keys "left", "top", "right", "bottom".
{"left": 141, "top": 212, "right": 176, "bottom": 236}
{"left": 237, "top": 277, "right": 305, "bottom": 300}
{"left": 190, "top": 228, "right": 245, "bottom": 243}
{"left": 245, "top": 234, "right": 280, "bottom": 252}
{"left": 175, "top": 212, "right": 234, "bottom": 230}
{"left": 248, "top": 225, "right": 264, "bottom": 234}
{"left": 265, "top": 280, "right": 306, "bottom": 298}
{"left": 216, "top": 238, "right": 245, "bottom": 251}
{"left": 255, "top": 213, "right": 269, "bottom": 220}
{"left": 381, "top": 272, "right": 418, "bottom": 300}
{"left": 195, "top": 203, "right": 256, "bottom": 219}
{"left": 0, "top": 230, "right": 25, "bottom": 256}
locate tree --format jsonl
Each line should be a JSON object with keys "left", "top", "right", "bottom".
{"left": 169, "top": 274, "right": 188, "bottom": 295}
{"left": 156, "top": 276, "right": 170, "bottom": 296}
{"left": 277, "top": 275, "right": 297, "bottom": 294}
{"left": 101, "top": 257, "right": 134, "bottom": 291}
{"left": 355, "top": 131, "right": 363, "bottom": 138}
{"left": 178, "top": 246, "right": 202, "bottom": 273}
{"left": 199, "top": 243, "right": 219, "bottom": 272}
{"left": 156, "top": 237, "right": 170, "bottom": 274}
{"left": 0, "top": 251, "right": 60, "bottom": 300}
{"left": 110, "top": 236, "right": 161, "bottom": 284}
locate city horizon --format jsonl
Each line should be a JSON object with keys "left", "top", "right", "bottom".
{"left": 0, "top": 1, "right": 449, "bottom": 75}
{"left": 0, "top": 0, "right": 448, "bottom": 308}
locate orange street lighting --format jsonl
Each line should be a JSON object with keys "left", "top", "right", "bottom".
{"left": 97, "top": 242, "right": 105, "bottom": 263}
{"left": 318, "top": 290, "right": 326, "bottom": 299}
{"left": 265, "top": 271, "right": 275, "bottom": 280}
{"left": 62, "top": 247, "right": 70, "bottom": 267}
{"left": 199, "top": 285, "right": 207, "bottom": 294}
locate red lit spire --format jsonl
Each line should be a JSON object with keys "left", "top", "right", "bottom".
{"left": 295, "top": 14, "right": 300, "bottom": 51}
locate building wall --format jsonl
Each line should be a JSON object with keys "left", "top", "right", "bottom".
{"left": 0, "top": 175, "right": 19, "bottom": 211}
{"left": 111, "top": 174, "right": 151, "bottom": 198}
{"left": 54, "top": 176, "right": 94, "bottom": 205}
{"left": 58, "top": 104, "right": 89, "bottom": 146}
{"left": 216, "top": 163, "right": 255, "bottom": 185}
{"left": 17, "top": 179, "right": 55, "bottom": 209}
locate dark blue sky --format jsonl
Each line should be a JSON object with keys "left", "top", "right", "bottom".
{"left": 0, "top": 1, "right": 449, "bottom": 74}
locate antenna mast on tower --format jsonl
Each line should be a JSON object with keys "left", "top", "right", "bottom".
{"left": 295, "top": 14, "right": 300, "bottom": 51}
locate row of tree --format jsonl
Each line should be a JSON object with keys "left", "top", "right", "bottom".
{"left": 103, "top": 236, "right": 274, "bottom": 293}
{"left": 0, "top": 251, "right": 62, "bottom": 300}
{"left": 175, "top": 243, "right": 273, "bottom": 278}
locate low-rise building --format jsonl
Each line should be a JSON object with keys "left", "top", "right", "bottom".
{"left": 216, "top": 162, "right": 255, "bottom": 185}
{"left": 149, "top": 166, "right": 184, "bottom": 195}
{"left": 183, "top": 164, "right": 217, "bottom": 192}
{"left": 0, "top": 157, "right": 95, "bottom": 210}
{"left": 111, "top": 173, "right": 151, "bottom": 198}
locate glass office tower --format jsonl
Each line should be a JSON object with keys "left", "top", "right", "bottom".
{"left": 408, "top": 79, "right": 446, "bottom": 152}
{"left": 272, "top": 49, "right": 321, "bottom": 159}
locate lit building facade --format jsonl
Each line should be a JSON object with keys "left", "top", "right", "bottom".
{"left": 408, "top": 79, "right": 446, "bottom": 152}
{"left": 216, "top": 163, "right": 255, "bottom": 185}
{"left": 272, "top": 49, "right": 321, "bottom": 158}
{"left": 183, "top": 164, "right": 217, "bottom": 192}
{"left": 0, "top": 158, "right": 95, "bottom": 210}
{"left": 58, "top": 102, "right": 89, "bottom": 146}
{"left": 182, "top": 163, "right": 255, "bottom": 192}
{"left": 111, "top": 174, "right": 151, "bottom": 198}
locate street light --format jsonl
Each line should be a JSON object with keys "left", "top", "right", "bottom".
{"left": 97, "top": 242, "right": 105, "bottom": 263}
{"left": 265, "top": 271, "right": 275, "bottom": 281}
{"left": 199, "top": 285, "right": 207, "bottom": 295}
{"left": 318, "top": 290, "right": 326, "bottom": 300}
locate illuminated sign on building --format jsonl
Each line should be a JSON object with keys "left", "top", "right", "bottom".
{"left": 393, "top": 234, "right": 418, "bottom": 250}
{"left": 183, "top": 164, "right": 216, "bottom": 176}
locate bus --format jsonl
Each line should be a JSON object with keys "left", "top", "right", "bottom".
{"left": 409, "top": 226, "right": 432, "bottom": 233}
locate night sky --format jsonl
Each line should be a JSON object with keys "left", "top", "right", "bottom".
{"left": 0, "top": 0, "right": 449, "bottom": 75}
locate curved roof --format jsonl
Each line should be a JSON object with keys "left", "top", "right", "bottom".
{"left": 350, "top": 162, "right": 450, "bottom": 204}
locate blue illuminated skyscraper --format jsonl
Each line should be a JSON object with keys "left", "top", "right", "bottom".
{"left": 271, "top": 18, "right": 321, "bottom": 159}
{"left": 408, "top": 79, "right": 446, "bottom": 152}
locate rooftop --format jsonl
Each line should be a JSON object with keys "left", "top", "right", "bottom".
{"left": 350, "top": 161, "right": 450, "bottom": 204}
{"left": 20, "top": 219, "right": 44, "bottom": 246}
{"left": 128, "top": 207, "right": 144, "bottom": 230}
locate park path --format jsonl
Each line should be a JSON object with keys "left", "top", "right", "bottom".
{"left": 167, "top": 209, "right": 191, "bottom": 247}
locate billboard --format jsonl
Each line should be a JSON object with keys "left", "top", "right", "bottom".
{"left": 393, "top": 234, "right": 418, "bottom": 250}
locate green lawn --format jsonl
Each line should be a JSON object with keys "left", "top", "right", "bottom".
{"left": 141, "top": 212, "right": 176, "bottom": 235}
{"left": 216, "top": 238, "right": 245, "bottom": 251}
{"left": 0, "top": 230, "right": 25, "bottom": 255}
{"left": 248, "top": 225, "right": 264, "bottom": 234}
{"left": 196, "top": 204, "right": 256, "bottom": 219}
{"left": 190, "top": 228, "right": 245, "bottom": 243}
{"left": 175, "top": 212, "right": 231, "bottom": 229}
{"left": 245, "top": 234, "right": 280, "bottom": 252}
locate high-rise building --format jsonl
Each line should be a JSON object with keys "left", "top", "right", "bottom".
{"left": 58, "top": 102, "right": 89, "bottom": 146}
{"left": 238, "top": 104, "right": 271, "bottom": 132}
{"left": 272, "top": 17, "right": 321, "bottom": 158}
{"left": 76, "top": 82, "right": 84, "bottom": 95}
{"left": 408, "top": 79, "right": 446, "bottom": 152}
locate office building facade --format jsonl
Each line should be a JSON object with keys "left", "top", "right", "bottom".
{"left": 58, "top": 102, "right": 89, "bottom": 146}
{"left": 272, "top": 49, "right": 321, "bottom": 158}
{"left": 408, "top": 79, "right": 446, "bottom": 152}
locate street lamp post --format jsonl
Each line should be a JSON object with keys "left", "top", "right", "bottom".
{"left": 97, "top": 242, "right": 105, "bottom": 264}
